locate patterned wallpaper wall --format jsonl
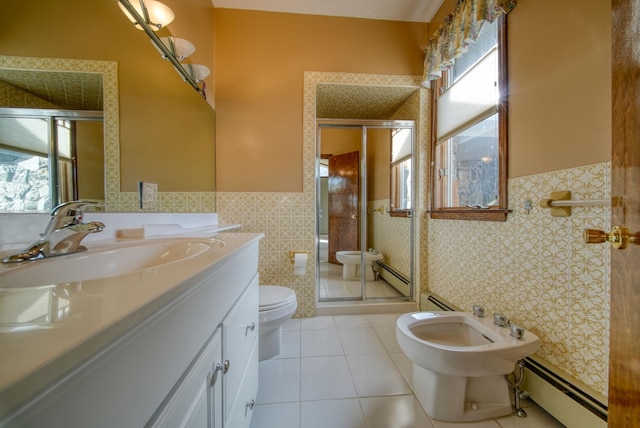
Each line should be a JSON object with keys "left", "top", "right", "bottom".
{"left": 426, "top": 162, "right": 611, "bottom": 397}
{"left": 368, "top": 199, "right": 411, "bottom": 279}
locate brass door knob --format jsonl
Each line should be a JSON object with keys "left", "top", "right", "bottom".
{"left": 583, "top": 226, "right": 638, "bottom": 249}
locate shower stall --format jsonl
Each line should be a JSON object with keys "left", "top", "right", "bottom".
{"left": 316, "top": 119, "right": 415, "bottom": 303}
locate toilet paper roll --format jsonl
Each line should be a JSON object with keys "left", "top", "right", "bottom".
{"left": 293, "top": 252, "right": 307, "bottom": 275}
{"left": 293, "top": 252, "right": 307, "bottom": 267}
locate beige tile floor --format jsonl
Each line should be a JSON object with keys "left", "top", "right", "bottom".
{"left": 249, "top": 314, "right": 566, "bottom": 428}
{"left": 319, "top": 261, "right": 403, "bottom": 300}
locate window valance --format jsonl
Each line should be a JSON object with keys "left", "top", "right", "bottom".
{"left": 422, "top": 0, "right": 516, "bottom": 85}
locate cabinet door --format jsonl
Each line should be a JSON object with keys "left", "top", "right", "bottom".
{"left": 150, "top": 328, "right": 223, "bottom": 428}
{"left": 223, "top": 274, "right": 259, "bottom": 421}
{"left": 224, "top": 341, "right": 259, "bottom": 428}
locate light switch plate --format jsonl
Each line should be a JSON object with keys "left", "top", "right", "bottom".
{"left": 139, "top": 181, "right": 158, "bottom": 210}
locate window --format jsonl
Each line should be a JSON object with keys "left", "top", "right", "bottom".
{"left": 390, "top": 128, "right": 412, "bottom": 217}
{"left": 430, "top": 16, "right": 508, "bottom": 221}
{"left": 0, "top": 110, "right": 103, "bottom": 211}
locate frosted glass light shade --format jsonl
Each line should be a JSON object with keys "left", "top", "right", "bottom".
{"left": 153, "top": 37, "right": 196, "bottom": 61}
{"left": 119, "top": 0, "right": 175, "bottom": 31}
{"left": 185, "top": 64, "right": 211, "bottom": 83}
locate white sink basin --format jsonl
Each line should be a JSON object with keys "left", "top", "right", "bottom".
{"left": 0, "top": 239, "right": 225, "bottom": 288}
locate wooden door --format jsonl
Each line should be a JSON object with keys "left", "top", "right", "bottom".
{"left": 609, "top": 1, "right": 640, "bottom": 425}
{"left": 328, "top": 151, "right": 359, "bottom": 264}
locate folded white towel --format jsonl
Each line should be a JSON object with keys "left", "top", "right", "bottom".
{"left": 117, "top": 224, "right": 184, "bottom": 238}
{"left": 143, "top": 224, "right": 184, "bottom": 236}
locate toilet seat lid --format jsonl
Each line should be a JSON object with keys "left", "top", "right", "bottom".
{"left": 259, "top": 285, "right": 296, "bottom": 311}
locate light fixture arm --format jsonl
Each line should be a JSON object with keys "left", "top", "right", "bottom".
{"left": 117, "top": 0, "right": 203, "bottom": 95}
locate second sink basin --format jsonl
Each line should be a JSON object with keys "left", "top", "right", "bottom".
{"left": 0, "top": 239, "right": 225, "bottom": 288}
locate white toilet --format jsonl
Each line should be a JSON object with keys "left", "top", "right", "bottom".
{"left": 335, "top": 250, "right": 383, "bottom": 280}
{"left": 258, "top": 285, "right": 297, "bottom": 360}
{"left": 396, "top": 311, "right": 540, "bottom": 422}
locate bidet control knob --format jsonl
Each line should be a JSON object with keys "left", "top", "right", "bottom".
{"left": 510, "top": 324, "right": 526, "bottom": 340}
{"left": 493, "top": 313, "right": 509, "bottom": 327}
{"left": 472, "top": 305, "right": 485, "bottom": 318}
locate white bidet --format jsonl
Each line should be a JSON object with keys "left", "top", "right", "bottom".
{"left": 396, "top": 311, "right": 540, "bottom": 422}
{"left": 335, "top": 250, "right": 383, "bottom": 280}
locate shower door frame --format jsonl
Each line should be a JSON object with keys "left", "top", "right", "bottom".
{"left": 316, "top": 119, "right": 415, "bottom": 303}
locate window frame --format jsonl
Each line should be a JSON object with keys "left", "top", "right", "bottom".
{"left": 429, "top": 14, "right": 509, "bottom": 222}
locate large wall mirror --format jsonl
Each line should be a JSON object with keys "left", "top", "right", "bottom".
{"left": 0, "top": 69, "right": 106, "bottom": 211}
{"left": 317, "top": 119, "right": 415, "bottom": 302}
{"left": 0, "top": 56, "right": 118, "bottom": 212}
{"left": 1, "top": 0, "right": 216, "bottom": 213}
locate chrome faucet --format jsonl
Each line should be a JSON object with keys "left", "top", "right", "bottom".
{"left": 2, "top": 200, "right": 105, "bottom": 263}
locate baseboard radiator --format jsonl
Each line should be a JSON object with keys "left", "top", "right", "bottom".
{"left": 423, "top": 293, "right": 608, "bottom": 427}
{"left": 375, "top": 261, "right": 410, "bottom": 296}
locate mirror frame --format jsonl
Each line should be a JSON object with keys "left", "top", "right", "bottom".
{"left": 0, "top": 55, "right": 119, "bottom": 211}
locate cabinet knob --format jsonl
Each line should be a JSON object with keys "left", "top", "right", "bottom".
{"left": 246, "top": 322, "right": 256, "bottom": 334}
{"left": 246, "top": 399, "right": 255, "bottom": 410}
{"left": 223, "top": 359, "right": 230, "bottom": 374}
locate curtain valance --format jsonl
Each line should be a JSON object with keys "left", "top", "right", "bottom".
{"left": 422, "top": 0, "right": 516, "bottom": 85}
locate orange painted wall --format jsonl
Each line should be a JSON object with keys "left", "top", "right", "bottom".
{"left": 214, "top": 10, "right": 429, "bottom": 192}
{"left": 507, "top": 0, "right": 610, "bottom": 177}
{"left": 429, "top": 0, "right": 611, "bottom": 178}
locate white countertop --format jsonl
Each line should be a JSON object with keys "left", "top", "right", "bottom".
{"left": 0, "top": 232, "right": 263, "bottom": 419}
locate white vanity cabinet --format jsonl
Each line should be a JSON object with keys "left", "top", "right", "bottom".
{"left": 150, "top": 328, "right": 223, "bottom": 428}
{"left": 223, "top": 276, "right": 259, "bottom": 427}
{"left": 150, "top": 274, "right": 260, "bottom": 428}
{"left": 0, "top": 234, "right": 262, "bottom": 428}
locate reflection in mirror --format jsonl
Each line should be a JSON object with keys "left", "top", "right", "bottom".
{"left": 0, "top": 110, "right": 104, "bottom": 211}
{"left": 0, "top": 56, "right": 117, "bottom": 213}
{"left": 390, "top": 128, "right": 412, "bottom": 216}
{"left": 317, "top": 120, "right": 414, "bottom": 302}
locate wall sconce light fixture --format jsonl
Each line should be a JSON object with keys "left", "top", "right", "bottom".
{"left": 118, "top": 0, "right": 174, "bottom": 31}
{"left": 153, "top": 37, "right": 195, "bottom": 61}
{"left": 184, "top": 64, "right": 211, "bottom": 83}
{"left": 118, "top": 0, "right": 209, "bottom": 97}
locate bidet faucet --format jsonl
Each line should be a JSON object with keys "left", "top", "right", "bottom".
{"left": 493, "top": 313, "right": 509, "bottom": 327}
{"left": 2, "top": 200, "right": 105, "bottom": 263}
{"left": 472, "top": 305, "right": 485, "bottom": 318}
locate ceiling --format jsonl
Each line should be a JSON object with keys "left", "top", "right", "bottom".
{"left": 0, "top": 69, "right": 103, "bottom": 111}
{"left": 316, "top": 84, "right": 418, "bottom": 120}
{"left": 212, "top": 0, "right": 444, "bottom": 23}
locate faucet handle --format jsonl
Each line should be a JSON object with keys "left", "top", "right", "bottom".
{"left": 472, "top": 305, "right": 485, "bottom": 318}
{"left": 50, "top": 200, "right": 105, "bottom": 226}
{"left": 493, "top": 313, "right": 509, "bottom": 327}
{"left": 509, "top": 323, "right": 526, "bottom": 340}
